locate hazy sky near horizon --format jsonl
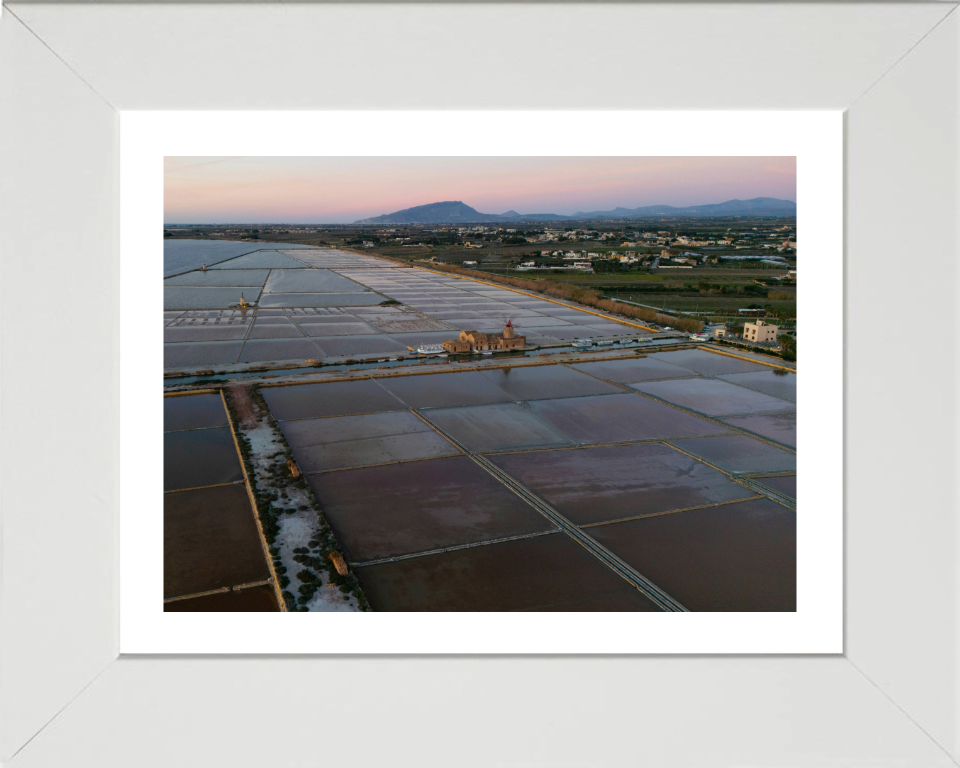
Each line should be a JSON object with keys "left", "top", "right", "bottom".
{"left": 164, "top": 156, "right": 796, "bottom": 224}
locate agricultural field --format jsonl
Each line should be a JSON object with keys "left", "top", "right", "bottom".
{"left": 437, "top": 268, "right": 796, "bottom": 324}
{"left": 609, "top": 292, "right": 796, "bottom": 317}
{"left": 545, "top": 268, "right": 792, "bottom": 284}
{"left": 538, "top": 270, "right": 797, "bottom": 321}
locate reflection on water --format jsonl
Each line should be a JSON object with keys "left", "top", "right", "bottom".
{"left": 354, "top": 532, "right": 661, "bottom": 612}
{"left": 164, "top": 485, "right": 272, "bottom": 598}
{"left": 164, "top": 340, "right": 695, "bottom": 389}
{"left": 164, "top": 427, "right": 243, "bottom": 491}
{"left": 490, "top": 443, "right": 751, "bottom": 526}
{"left": 164, "top": 240, "right": 316, "bottom": 277}
{"left": 261, "top": 378, "right": 403, "bottom": 421}
{"left": 306, "top": 456, "right": 551, "bottom": 562}
{"left": 587, "top": 497, "right": 796, "bottom": 611}
{"left": 165, "top": 584, "right": 280, "bottom": 612}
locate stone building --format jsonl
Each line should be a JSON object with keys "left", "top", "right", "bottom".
{"left": 441, "top": 337, "right": 473, "bottom": 353}
{"left": 442, "top": 321, "right": 526, "bottom": 353}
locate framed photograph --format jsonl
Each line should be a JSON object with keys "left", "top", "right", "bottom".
{"left": 2, "top": 3, "right": 957, "bottom": 766}
{"left": 124, "top": 111, "right": 838, "bottom": 655}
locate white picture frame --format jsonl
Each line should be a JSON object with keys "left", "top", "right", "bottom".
{"left": 1, "top": 3, "right": 958, "bottom": 766}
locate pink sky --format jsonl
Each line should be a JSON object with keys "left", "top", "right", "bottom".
{"left": 164, "top": 156, "right": 796, "bottom": 224}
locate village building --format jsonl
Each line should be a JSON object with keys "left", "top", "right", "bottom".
{"left": 442, "top": 321, "right": 527, "bottom": 353}
{"left": 743, "top": 320, "right": 780, "bottom": 343}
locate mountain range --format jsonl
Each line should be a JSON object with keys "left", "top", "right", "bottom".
{"left": 354, "top": 198, "right": 796, "bottom": 225}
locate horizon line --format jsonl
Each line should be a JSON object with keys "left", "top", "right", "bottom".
{"left": 163, "top": 195, "right": 797, "bottom": 226}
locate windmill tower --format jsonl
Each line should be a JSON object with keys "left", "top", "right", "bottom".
{"left": 498, "top": 312, "right": 518, "bottom": 334}
{"left": 497, "top": 315, "right": 525, "bottom": 349}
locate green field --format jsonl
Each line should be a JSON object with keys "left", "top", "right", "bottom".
{"left": 545, "top": 268, "right": 791, "bottom": 284}
{"left": 610, "top": 292, "right": 796, "bottom": 317}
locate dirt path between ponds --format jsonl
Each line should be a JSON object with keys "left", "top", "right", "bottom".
{"left": 227, "top": 383, "right": 259, "bottom": 429}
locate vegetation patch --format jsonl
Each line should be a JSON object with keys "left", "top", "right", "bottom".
{"left": 223, "top": 386, "right": 371, "bottom": 611}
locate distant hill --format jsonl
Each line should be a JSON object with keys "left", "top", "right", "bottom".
{"left": 571, "top": 197, "right": 797, "bottom": 219}
{"left": 354, "top": 197, "right": 795, "bottom": 224}
{"left": 356, "top": 201, "right": 502, "bottom": 225}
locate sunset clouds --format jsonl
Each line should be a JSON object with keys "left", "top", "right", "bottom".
{"left": 164, "top": 156, "right": 796, "bottom": 223}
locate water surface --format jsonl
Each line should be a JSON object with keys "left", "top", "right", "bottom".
{"left": 354, "top": 533, "right": 662, "bottom": 612}
{"left": 164, "top": 240, "right": 316, "bottom": 277}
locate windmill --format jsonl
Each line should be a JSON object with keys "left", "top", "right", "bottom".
{"left": 498, "top": 312, "right": 518, "bottom": 334}
{"left": 497, "top": 313, "right": 525, "bottom": 349}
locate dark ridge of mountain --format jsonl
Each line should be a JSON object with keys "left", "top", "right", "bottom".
{"left": 571, "top": 197, "right": 797, "bottom": 219}
{"left": 354, "top": 197, "right": 796, "bottom": 224}
{"left": 355, "top": 201, "right": 504, "bottom": 225}
{"left": 516, "top": 213, "right": 572, "bottom": 221}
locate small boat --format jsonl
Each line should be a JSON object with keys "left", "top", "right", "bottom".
{"left": 481, "top": 351, "right": 493, "bottom": 355}
{"left": 417, "top": 343, "right": 445, "bottom": 355}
